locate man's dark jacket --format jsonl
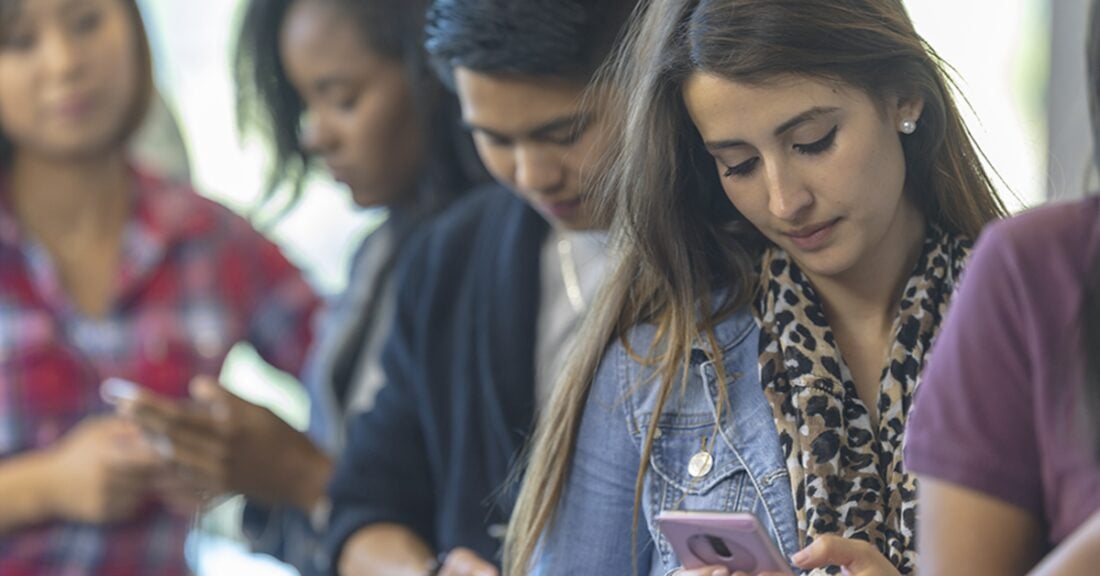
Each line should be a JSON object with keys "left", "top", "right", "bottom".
{"left": 326, "top": 185, "right": 549, "bottom": 570}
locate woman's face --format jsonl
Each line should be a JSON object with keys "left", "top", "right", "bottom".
{"left": 0, "top": 0, "right": 140, "bottom": 161}
{"left": 683, "top": 73, "right": 925, "bottom": 281}
{"left": 280, "top": 0, "right": 420, "bottom": 208}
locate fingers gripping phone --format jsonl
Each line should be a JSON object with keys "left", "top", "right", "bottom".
{"left": 656, "top": 511, "right": 793, "bottom": 574}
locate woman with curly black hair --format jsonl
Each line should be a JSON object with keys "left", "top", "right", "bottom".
{"left": 121, "top": 2, "right": 485, "bottom": 574}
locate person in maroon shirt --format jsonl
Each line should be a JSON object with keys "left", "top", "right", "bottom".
{"left": 0, "top": 1, "right": 319, "bottom": 575}
{"left": 906, "top": 2, "right": 1100, "bottom": 574}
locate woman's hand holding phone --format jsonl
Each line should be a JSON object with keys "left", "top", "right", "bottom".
{"left": 675, "top": 535, "right": 902, "bottom": 576}
{"left": 111, "top": 376, "right": 331, "bottom": 512}
{"left": 44, "top": 415, "right": 162, "bottom": 523}
{"left": 660, "top": 512, "right": 901, "bottom": 576}
{"left": 788, "top": 534, "right": 901, "bottom": 576}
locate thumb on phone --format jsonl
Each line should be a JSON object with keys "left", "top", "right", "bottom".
{"left": 189, "top": 376, "right": 230, "bottom": 421}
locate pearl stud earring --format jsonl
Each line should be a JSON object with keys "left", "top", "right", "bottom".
{"left": 900, "top": 119, "right": 917, "bottom": 134}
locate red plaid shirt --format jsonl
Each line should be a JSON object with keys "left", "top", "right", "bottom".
{"left": 0, "top": 168, "right": 319, "bottom": 575}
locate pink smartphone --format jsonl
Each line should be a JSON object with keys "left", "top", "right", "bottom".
{"left": 656, "top": 511, "right": 792, "bottom": 574}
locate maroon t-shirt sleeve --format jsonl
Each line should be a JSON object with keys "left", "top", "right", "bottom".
{"left": 905, "top": 220, "right": 1043, "bottom": 516}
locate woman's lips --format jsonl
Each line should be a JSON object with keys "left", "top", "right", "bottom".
{"left": 783, "top": 218, "right": 840, "bottom": 252}
{"left": 54, "top": 95, "right": 96, "bottom": 121}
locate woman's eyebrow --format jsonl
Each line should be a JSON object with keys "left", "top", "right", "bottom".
{"left": 704, "top": 106, "right": 840, "bottom": 152}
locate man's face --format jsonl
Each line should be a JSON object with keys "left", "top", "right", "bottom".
{"left": 454, "top": 68, "right": 609, "bottom": 230}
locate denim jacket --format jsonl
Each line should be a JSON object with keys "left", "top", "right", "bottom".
{"left": 534, "top": 308, "right": 800, "bottom": 575}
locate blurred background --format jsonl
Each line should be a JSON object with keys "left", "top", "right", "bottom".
{"left": 132, "top": 0, "right": 1081, "bottom": 573}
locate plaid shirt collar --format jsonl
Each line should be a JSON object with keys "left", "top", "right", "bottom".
{"left": 0, "top": 166, "right": 217, "bottom": 312}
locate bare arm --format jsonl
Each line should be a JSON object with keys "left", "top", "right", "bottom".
{"left": 1029, "top": 507, "right": 1100, "bottom": 576}
{"left": 0, "top": 449, "right": 58, "bottom": 533}
{"left": 918, "top": 477, "right": 1045, "bottom": 576}
{"left": 0, "top": 417, "right": 160, "bottom": 533}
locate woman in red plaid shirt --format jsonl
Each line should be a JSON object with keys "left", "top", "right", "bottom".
{"left": 0, "top": 0, "right": 320, "bottom": 574}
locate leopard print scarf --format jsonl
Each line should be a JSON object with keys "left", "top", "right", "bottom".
{"left": 754, "top": 227, "right": 970, "bottom": 575}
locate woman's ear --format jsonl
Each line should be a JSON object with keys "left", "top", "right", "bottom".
{"left": 894, "top": 95, "right": 926, "bottom": 131}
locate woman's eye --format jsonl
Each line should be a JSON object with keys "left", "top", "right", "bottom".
{"left": 1, "top": 23, "right": 35, "bottom": 51}
{"left": 723, "top": 157, "right": 759, "bottom": 178}
{"left": 2, "top": 33, "right": 34, "bottom": 51}
{"left": 71, "top": 10, "right": 103, "bottom": 35}
{"left": 793, "top": 125, "right": 838, "bottom": 155}
{"left": 329, "top": 91, "right": 359, "bottom": 112}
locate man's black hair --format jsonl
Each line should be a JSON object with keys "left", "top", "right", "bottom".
{"left": 425, "top": 0, "right": 636, "bottom": 88}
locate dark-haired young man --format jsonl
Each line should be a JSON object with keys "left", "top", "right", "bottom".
{"left": 324, "top": 1, "right": 636, "bottom": 575}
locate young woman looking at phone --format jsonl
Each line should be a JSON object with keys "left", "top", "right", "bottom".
{"left": 506, "top": 0, "right": 1006, "bottom": 574}
{"left": 116, "top": 1, "right": 486, "bottom": 574}
{"left": 0, "top": 1, "right": 318, "bottom": 574}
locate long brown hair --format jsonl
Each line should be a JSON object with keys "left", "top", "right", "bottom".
{"left": 0, "top": 0, "right": 154, "bottom": 164}
{"left": 506, "top": 0, "right": 1006, "bottom": 572}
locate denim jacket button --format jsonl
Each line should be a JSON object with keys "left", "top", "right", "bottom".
{"left": 688, "top": 450, "right": 714, "bottom": 478}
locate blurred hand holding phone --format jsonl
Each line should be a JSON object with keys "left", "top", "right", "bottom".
{"left": 657, "top": 511, "right": 793, "bottom": 575}
{"left": 100, "top": 375, "right": 331, "bottom": 513}
{"left": 101, "top": 376, "right": 226, "bottom": 417}
{"left": 42, "top": 415, "right": 162, "bottom": 524}
{"left": 100, "top": 376, "right": 231, "bottom": 508}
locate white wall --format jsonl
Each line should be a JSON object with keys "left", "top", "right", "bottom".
{"left": 1048, "top": 0, "right": 1095, "bottom": 199}
{"left": 905, "top": 0, "right": 1050, "bottom": 210}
